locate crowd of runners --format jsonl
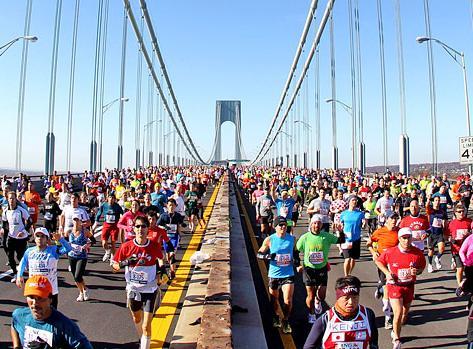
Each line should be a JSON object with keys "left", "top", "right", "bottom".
{"left": 0, "top": 166, "right": 223, "bottom": 349}
{"left": 2, "top": 164, "right": 473, "bottom": 348}
{"left": 237, "top": 166, "right": 473, "bottom": 349}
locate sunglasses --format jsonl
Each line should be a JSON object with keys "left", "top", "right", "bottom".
{"left": 134, "top": 224, "right": 147, "bottom": 229}
{"left": 278, "top": 223, "right": 287, "bottom": 227}
{"left": 456, "top": 210, "right": 465, "bottom": 213}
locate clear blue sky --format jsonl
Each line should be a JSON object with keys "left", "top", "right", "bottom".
{"left": 0, "top": 1, "right": 472, "bottom": 172}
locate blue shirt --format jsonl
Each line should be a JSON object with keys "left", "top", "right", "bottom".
{"left": 268, "top": 233, "right": 295, "bottom": 278}
{"left": 340, "top": 209, "right": 364, "bottom": 242}
{"left": 12, "top": 307, "right": 93, "bottom": 349}
{"left": 429, "top": 208, "right": 447, "bottom": 236}
{"left": 68, "top": 230, "right": 89, "bottom": 259}
{"left": 275, "top": 198, "right": 296, "bottom": 220}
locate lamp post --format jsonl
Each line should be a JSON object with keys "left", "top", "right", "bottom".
{"left": 417, "top": 36, "right": 471, "bottom": 174}
{"left": 294, "top": 120, "right": 312, "bottom": 168}
{"left": 277, "top": 130, "right": 293, "bottom": 167}
{"left": 325, "top": 98, "right": 355, "bottom": 170}
{"left": 98, "top": 97, "right": 129, "bottom": 171}
{"left": 164, "top": 130, "right": 177, "bottom": 166}
{"left": 142, "top": 120, "right": 157, "bottom": 167}
{"left": 0, "top": 36, "right": 37, "bottom": 57}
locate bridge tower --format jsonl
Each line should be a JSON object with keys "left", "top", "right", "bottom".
{"left": 211, "top": 100, "right": 243, "bottom": 162}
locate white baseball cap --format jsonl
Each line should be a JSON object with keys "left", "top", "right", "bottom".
{"left": 34, "top": 227, "right": 50, "bottom": 238}
{"left": 398, "top": 227, "right": 412, "bottom": 238}
{"left": 310, "top": 214, "right": 323, "bottom": 224}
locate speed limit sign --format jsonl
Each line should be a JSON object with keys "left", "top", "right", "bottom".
{"left": 459, "top": 136, "right": 473, "bottom": 164}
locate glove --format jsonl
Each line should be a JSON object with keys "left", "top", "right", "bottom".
{"left": 118, "top": 254, "right": 138, "bottom": 268}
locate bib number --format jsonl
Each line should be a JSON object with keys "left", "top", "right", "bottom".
{"left": 309, "top": 251, "right": 324, "bottom": 265}
{"left": 28, "top": 207, "right": 36, "bottom": 214}
{"left": 275, "top": 253, "right": 291, "bottom": 267}
{"left": 105, "top": 214, "right": 116, "bottom": 224}
{"left": 280, "top": 207, "right": 289, "bottom": 218}
{"left": 130, "top": 270, "right": 148, "bottom": 285}
{"left": 397, "top": 268, "right": 413, "bottom": 283}
{"left": 341, "top": 242, "right": 353, "bottom": 250}
{"left": 44, "top": 212, "right": 53, "bottom": 221}
{"left": 432, "top": 217, "right": 442, "bottom": 228}
{"left": 335, "top": 342, "right": 363, "bottom": 349}
{"left": 455, "top": 229, "right": 469, "bottom": 240}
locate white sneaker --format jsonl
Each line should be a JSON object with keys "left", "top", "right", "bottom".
{"left": 314, "top": 301, "right": 323, "bottom": 315}
{"left": 83, "top": 289, "right": 90, "bottom": 301}
{"left": 10, "top": 277, "right": 16, "bottom": 284}
{"left": 451, "top": 258, "right": 456, "bottom": 270}
{"left": 76, "top": 292, "right": 84, "bottom": 302}
{"left": 434, "top": 256, "right": 442, "bottom": 270}
{"left": 428, "top": 264, "right": 434, "bottom": 273}
{"left": 102, "top": 251, "right": 110, "bottom": 262}
{"left": 68, "top": 265, "right": 72, "bottom": 272}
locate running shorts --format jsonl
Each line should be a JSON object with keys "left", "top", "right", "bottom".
{"left": 166, "top": 234, "right": 180, "bottom": 251}
{"left": 427, "top": 234, "right": 444, "bottom": 249}
{"left": 342, "top": 239, "right": 361, "bottom": 260}
{"left": 128, "top": 290, "right": 158, "bottom": 313}
{"left": 102, "top": 223, "right": 119, "bottom": 242}
{"left": 387, "top": 284, "right": 415, "bottom": 304}
{"left": 453, "top": 254, "right": 464, "bottom": 268}
{"left": 268, "top": 276, "right": 295, "bottom": 290}
{"left": 302, "top": 266, "right": 328, "bottom": 287}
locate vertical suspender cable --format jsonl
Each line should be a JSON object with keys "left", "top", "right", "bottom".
{"left": 98, "top": 0, "right": 109, "bottom": 171}
{"left": 118, "top": 6, "right": 127, "bottom": 169}
{"left": 348, "top": 0, "right": 357, "bottom": 170}
{"left": 423, "top": 0, "right": 438, "bottom": 175}
{"left": 377, "top": 0, "right": 388, "bottom": 170}
{"left": 16, "top": 0, "right": 33, "bottom": 171}
{"left": 135, "top": 14, "right": 143, "bottom": 168}
{"left": 330, "top": 12, "right": 338, "bottom": 170}
{"left": 315, "top": 48, "right": 320, "bottom": 170}
{"left": 90, "top": 0, "right": 103, "bottom": 172}
{"left": 354, "top": 0, "right": 364, "bottom": 173}
{"left": 45, "top": 0, "right": 62, "bottom": 175}
{"left": 66, "top": 0, "right": 80, "bottom": 172}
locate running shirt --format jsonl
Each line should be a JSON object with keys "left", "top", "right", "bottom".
{"left": 275, "top": 198, "right": 296, "bottom": 220}
{"left": 114, "top": 239, "right": 161, "bottom": 293}
{"left": 446, "top": 218, "right": 472, "bottom": 254}
{"left": 377, "top": 246, "right": 426, "bottom": 286}
{"left": 399, "top": 214, "right": 430, "bottom": 250}
{"left": 427, "top": 208, "right": 447, "bottom": 236}
{"left": 117, "top": 211, "right": 146, "bottom": 241}
{"left": 340, "top": 209, "right": 364, "bottom": 242}
{"left": 363, "top": 200, "right": 377, "bottom": 219}
{"left": 2, "top": 206, "right": 30, "bottom": 239}
{"left": 147, "top": 226, "right": 168, "bottom": 259}
{"left": 375, "top": 196, "right": 393, "bottom": 216}
{"left": 296, "top": 231, "right": 338, "bottom": 269}
{"left": 18, "top": 239, "right": 72, "bottom": 295}
{"left": 95, "top": 202, "right": 123, "bottom": 226}
{"left": 12, "top": 307, "right": 93, "bottom": 349}
{"left": 268, "top": 233, "right": 295, "bottom": 278}
{"left": 256, "top": 194, "right": 275, "bottom": 218}
{"left": 370, "top": 226, "right": 399, "bottom": 254}
{"left": 43, "top": 201, "right": 62, "bottom": 222}
{"left": 330, "top": 199, "right": 347, "bottom": 225}
{"left": 68, "top": 230, "right": 89, "bottom": 260}
{"left": 157, "top": 211, "right": 184, "bottom": 241}
{"left": 308, "top": 198, "right": 331, "bottom": 224}
{"left": 62, "top": 206, "right": 89, "bottom": 232}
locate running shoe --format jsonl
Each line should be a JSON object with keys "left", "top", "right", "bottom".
{"left": 282, "top": 320, "right": 292, "bottom": 334}
{"left": 314, "top": 301, "right": 323, "bottom": 315}
{"left": 68, "top": 265, "right": 72, "bottom": 272}
{"left": 83, "top": 289, "right": 90, "bottom": 301}
{"left": 392, "top": 339, "right": 401, "bottom": 349}
{"left": 455, "top": 286, "right": 466, "bottom": 297}
{"left": 10, "top": 277, "right": 16, "bottom": 284}
{"left": 102, "top": 251, "right": 110, "bottom": 262}
{"left": 272, "top": 316, "right": 282, "bottom": 328}
{"left": 385, "top": 317, "right": 393, "bottom": 330}
{"left": 451, "top": 258, "right": 457, "bottom": 270}
{"left": 308, "top": 313, "right": 316, "bottom": 324}
{"left": 434, "top": 256, "right": 442, "bottom": 270}
{"left": 427, "top": 264, "right": 434, "bottom": 273}
{"left": 76, "top": 292, "right": 84, "bottom": 302}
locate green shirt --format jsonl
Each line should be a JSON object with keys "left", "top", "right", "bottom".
{"left": 296, "top": 231, "right": 338, "bottom": 269}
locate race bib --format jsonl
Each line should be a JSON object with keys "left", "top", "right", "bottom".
{"left": 309, "top": 251, "right": 324, "bottom": 265}
{"left": 335, "top": 342, "right": 363, "bottom": 349}
{"left": 275, "top": 253, "right": 291, "bottom": 267}
{"left": 397, "top": 268, "right": 413, "bottom": 283}
{"left": 70, "top": 243, "right": 83, "bottom": 254}
{"left": 440, "top": 196, "right": 447, "bottom": 204}
{"left": 105, "top": 214, "right": 116, "bottom": 224}
{"left": 341, "top": 242, "right": 353, "bottom": 250}
{"left": 24, "top": 325, "right": 53, "bottom": 347}
{"left": 130, "top": 270, "right": 149, "bottom": 285}
{"left": 30, "top": 260, "right": 49, "bottom": 274}
{"left": 411, "top": 230, "right": 424, "bottom": 239}
{"left": 320, "top": 208, "right": 328, "bottom": 215}
{"left": 280, "top": 206, "right": 289, "bottom": 218}
{"left": 364, "top": 212, "right": 371, "bottom": 220}
{"left": 262, "top": 199, "right": 271, "bottom": 207}
{"left": 44, "top": 212, "right": 53, "bottom": 221}
{"left": 432, "top": 217, "right": 443, "bottom": 228}
{"left": 28, "top": 207, "right": 36, "bottom": 214}
{"left": 168, "top": 224, "right": 177, "bottom": 234}
{"left": 454, "top": 229, "right": 469, "bottom": 240}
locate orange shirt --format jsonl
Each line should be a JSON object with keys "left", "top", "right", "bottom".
{"left": 24, "top": 190, "right": 42, "bottom": 207}
{"left": 370, "top": 226, "right": 399, "bottom": 253}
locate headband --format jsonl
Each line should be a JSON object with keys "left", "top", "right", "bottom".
{"left": 335, "top": 285, "right": 360, "bottom": 299}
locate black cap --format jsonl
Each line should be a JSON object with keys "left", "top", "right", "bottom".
{"left": 273, "top": 216, "right": 287, "bottom": 226}
{"left": 386, "top": 212, "right": 399, "bottom": 220}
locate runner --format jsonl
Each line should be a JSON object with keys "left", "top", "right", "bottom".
{"left": 59, "top": 193, "right": 91, "bottom": 238}
{"left": 375, "top": 227, "right": 426, "bottom": 349}
{"left": 68, "top": 215, "right": 92, "bottom": 302}
{"left": 11, "top": 275, "right": 93, "bottom": 348}
{"left": 273, "top": 189, "right": 297, "bottom": 234}
{"left": 399, "top": 199, "right": 429, "bottom": 252}
{"left": 94, "top": 192, "right": 124, "bottom": 264}
{"left": 257, "top": 216, "right": 300, "bottom": 334}
{"left": 306, "top": 188, "right": 331, "bottom": 232}
{"left": 117, "top": 199, "right": 145, "bottom": 242}
{"left": 16, "top": 227, "right": 72, "bottom": 309}
{"left": 41, "top": 192, "right": 62, "bottom": 235}
{"left": 303, "top": 276, "right": 379, "bottom": 349}
{"left": 184, "top": 182, "right": 200, "bottom": 231}
{"left": 363, "top": 192, "right": 378, "bottom": 236}
{"left": 2, "top": 191, "right": 31, "bottom": 282}
{"left": 255, "top": 186, "right": 276, "bottom": 240}
{"left": 425, "top": 195, "right": 448, "bottom": 272}
{"left": 375, "top": 189, "right": 394, "bottom": 227}
{"left": 296, "top": 214, "right": 344, "bottom": 323}
{"left": 339, "top": 196, "right": 365, "bottom": 276}
{"left": 366, "top": 212, "right": 400, "bottom": 329}
{"left": 24, "top": 182, "right": 42, "bottom": 229}
{"left": 112, "top": 216, "right": 162, "bottom": 349}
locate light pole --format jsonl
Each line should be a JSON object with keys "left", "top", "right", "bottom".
{"left": 98, "top": 97, "right": 129, "bottom": 171}
{"left": 142, "top": 120, "right": 157, "bottom": 167}
{"left": 277, "top": 130, "right": 293, "bottom": 167}
{"left": 163, "top": 130, "right": 177, "bottom": 166}
{"left": 0, "top": 36, "right": 37, "bottom": 57}
{"left": 417, "top": 35, "right": 471, "bottom": 174}
{"left": 325, "top": 98, "right": 355, "bottom": 170}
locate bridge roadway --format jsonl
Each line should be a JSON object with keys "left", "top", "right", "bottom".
{"left": 235, "top": 183, "right": 468, "bottom": 349}
{"left": 0, "top": 177, "right": 469, "bottom": 348}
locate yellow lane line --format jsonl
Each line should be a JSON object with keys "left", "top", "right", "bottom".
{"left": 150, "top": 180, "right": 222, "bottom": 348}
{"left": 234, "top": 184, "right": 297, "bottom": 349}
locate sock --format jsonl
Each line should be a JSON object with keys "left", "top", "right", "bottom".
{"left": 140, "top": 335, "right": 151, "bottom": 349}
{"left": 428, "top": 255, "right": 433, "bottom": 264}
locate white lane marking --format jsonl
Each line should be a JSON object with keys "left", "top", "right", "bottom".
{"left": 0, "top": 269, "right": 13, "bottom": 280}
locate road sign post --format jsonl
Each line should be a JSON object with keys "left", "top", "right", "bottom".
{"left": 459, "top": 137, "right": 473, "bottom": 174}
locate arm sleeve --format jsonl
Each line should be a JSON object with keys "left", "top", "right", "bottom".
{"left": 303, "top": 313, "right": 327, "bottom": 349}
{"left": 57, "top": 237, "right": 73, "bottom": 255}
{"left": 367, "top": 308, "right": 379, "bottom": 349}
{"left": 17, "top": 250, "right": 29, "bottom": 277}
